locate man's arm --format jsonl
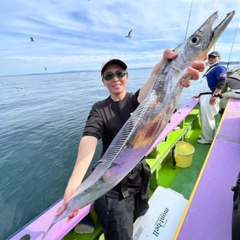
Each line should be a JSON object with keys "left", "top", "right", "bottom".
{"left": 67, "top": 136, "right": 98, "bottom": 187}
{"left": 210, "top": 67, "right": 227, "bottom": 105}
{"left": 56, "top": 135, "right": 98, "bottom": 216}
{"left": 221, "top": 79, "right": 228, "bottom": 94}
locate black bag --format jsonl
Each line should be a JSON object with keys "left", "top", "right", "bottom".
{"left": 231, "top": 171, "right": 240, "bottom": 240}
{"left": 133, "top": 160, "right": 151, "bottom": 220}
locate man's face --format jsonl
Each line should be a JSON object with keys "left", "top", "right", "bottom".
{"left": 208, "top": 55, "right": 219, "bottom": 64}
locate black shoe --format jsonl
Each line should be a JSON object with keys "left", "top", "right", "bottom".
{"left": 219, "top": 108, "right": 224, "bottom": 114}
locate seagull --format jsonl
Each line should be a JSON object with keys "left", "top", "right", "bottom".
{"left": 44, "top": 67, "right": 47, "bottom": 71}
{"left": 30, "top": 37, "right": 34, "bottom": 42}
{"left": 125, "top": 30, "right": 132, "bottom": 38}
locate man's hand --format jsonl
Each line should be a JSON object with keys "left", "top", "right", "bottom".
{"left": 180, "top": 57, "right": 206, "bottom": 87}
{"left": 209, "top": 96, "right": 217, "bottom": 105}
{"left": 152, "top": 49, "right": 206, "bottom": 88}
{"left": 55, "top": 186, "right": 79, "bottom": 222}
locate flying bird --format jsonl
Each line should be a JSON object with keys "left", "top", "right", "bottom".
{"left": 30, "top": 37, "right": 34, "bottom": 42}
{"left": 44, "top": 67, "right": 47, "bottom": 71}
{"left": 125, "top": 30, "right": 132, "bottom": 38}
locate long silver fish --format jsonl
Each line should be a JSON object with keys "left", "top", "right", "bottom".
{"left": 44, "top": 10, "right": 235, "bottom": 236}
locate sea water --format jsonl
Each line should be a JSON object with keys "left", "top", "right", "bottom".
{"left": 0, "top": 68, "right": 201, "bottom": 239}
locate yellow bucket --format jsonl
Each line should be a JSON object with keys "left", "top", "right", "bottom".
{"left": 174, "top": 141, "right": 195, "bottom": 168}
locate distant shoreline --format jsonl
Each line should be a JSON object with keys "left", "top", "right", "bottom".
{"left": 0, "top": 67, "right": 152, "bottom": 78}
{"left": 1, "top": 62, "right": 239, "bottom": 78}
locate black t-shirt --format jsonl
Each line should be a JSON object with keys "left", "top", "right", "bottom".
{"left": 83, "top": 91, "right": 140, "bottom": 156}
{"left": 83, "top": 90, "right": 143, "bottom": 198}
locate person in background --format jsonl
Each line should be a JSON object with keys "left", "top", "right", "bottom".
{"left": 194, "top": 51, "right": 226, "bottom": 145}
{"left": 55, "top": 49, "right": 205, "bottom": 240}
{"left": 219, "top": 69, "right": 240, "bottom": 114}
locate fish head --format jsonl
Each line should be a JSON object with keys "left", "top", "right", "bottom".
{"left": 177, "top": 11, "right": 235, "bottom": 62}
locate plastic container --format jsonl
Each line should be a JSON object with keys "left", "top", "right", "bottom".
{"left": 133, "top": 186, "right": 188, "bottom": 240}
{"left": 174, "top": 141, "right": 195, "bottom": 168}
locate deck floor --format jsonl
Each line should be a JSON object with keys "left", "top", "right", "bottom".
{"left": 170, "top": 114, "right": 221, "bottom": 199}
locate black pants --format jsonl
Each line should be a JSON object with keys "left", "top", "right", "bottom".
{"left": 94, "top": 159, "right": 151, "bottom": 240}
{"left": 94, "top": 193, "right": 148, "bottom": 240}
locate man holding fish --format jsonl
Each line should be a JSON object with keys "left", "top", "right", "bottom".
{"left": 51, "top": 10, "right": 234, "bottom": 240}
{"left": 55, "top": 50, "right": 205, "bottom": 239}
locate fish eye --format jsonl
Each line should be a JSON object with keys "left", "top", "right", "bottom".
{"left": 189, "top": 35, "right": 201, "bottom": 46}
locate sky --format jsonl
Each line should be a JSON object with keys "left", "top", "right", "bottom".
{"left": 1, "top": 0, "right": 240, "bottom": 76}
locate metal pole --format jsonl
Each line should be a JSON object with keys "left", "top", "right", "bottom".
{"left": 227, "top": 24, "right": 238, "bottom": 69}
{"left": 184, "top": 0, "right": 193, "bottom": 41}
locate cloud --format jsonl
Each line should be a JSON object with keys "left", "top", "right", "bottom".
{"left": 0, "top": 0, "right": 240, "bottom": 76}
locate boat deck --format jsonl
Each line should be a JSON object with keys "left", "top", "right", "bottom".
{"left": 168, "top": 113, "right": 221, "bottom": 200}
{"left": 175, "top": 98, "right": 240, "bottom": 240}
{"left": 9, "top": 98, "right": 239, "bottom": 240}
{"left": 8, "top": 99, "right": 201, "bottom": 240}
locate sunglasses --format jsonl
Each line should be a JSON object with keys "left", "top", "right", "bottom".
{"left": 102, "top": 70, "right": 128, "bottom": 81}
{"left": 208, "top": 55, "right": 217, "bottom": 59}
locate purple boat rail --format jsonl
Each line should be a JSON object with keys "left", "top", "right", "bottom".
{"left": 176, "top": 98, "right": 240, "bottom": 240}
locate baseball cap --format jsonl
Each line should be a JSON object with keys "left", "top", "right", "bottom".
{"left": 101, "top": 59, "right": 127, "bottom": 76}
{"left": 209, "top": 51, "right": 221, "bottom": 58}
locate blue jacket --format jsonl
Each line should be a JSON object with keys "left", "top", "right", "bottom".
{"left": 205, "top": 63, "right": 226, "bottom": 92}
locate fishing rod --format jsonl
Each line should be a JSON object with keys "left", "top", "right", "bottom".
{"left": 184, "top": 0, "right": 193, "bottom": 41}
{"left": 227, "top": 24, "right": 238, "bottom": 69}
